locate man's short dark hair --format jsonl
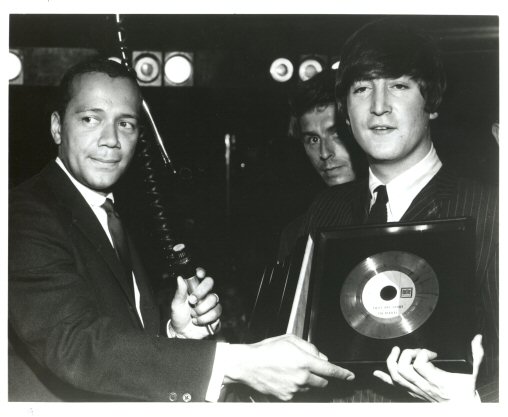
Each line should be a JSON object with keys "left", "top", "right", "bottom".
{"left": 288, "top": 69, "right": 349, "bottom": 138}
{"left": 289, "top": 69, "right": 336, "bottom": 119}
{"left": 335, "top": 18, "right": 447, "bottom": 114}
{"left": 56, "top": 57, "right": 140, "bottom": 119}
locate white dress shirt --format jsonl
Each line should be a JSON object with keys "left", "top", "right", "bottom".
{"left": 56, "top": 158, "right": 146, "bottom": 327}
{"left": 368, "top": 143, "right": 442, "bottom": 222}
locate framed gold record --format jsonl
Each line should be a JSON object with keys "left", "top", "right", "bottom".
{"left": 340, "top": 251, "right": 439, "bottom": 339}
{"left": 304, "top": 218, "right": 475, "bottom": 374}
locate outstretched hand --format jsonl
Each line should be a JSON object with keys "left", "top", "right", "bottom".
{"left": 223, "top": 334, "right": 355, "bottom": 401}
{"left": 373, "top": 334, "right": 484, "bottom": 402}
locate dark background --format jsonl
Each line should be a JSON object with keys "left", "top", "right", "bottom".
{"left": 9, "top": 14, "right": 499, "bottom": 341}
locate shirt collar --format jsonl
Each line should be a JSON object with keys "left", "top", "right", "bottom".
{"left": 55, "top": 157, "right": 114, "bottom": 208}
{"left": 368, "top": 143, "right": 442, "bottom": 221}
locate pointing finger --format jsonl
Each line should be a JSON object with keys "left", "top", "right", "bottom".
{"left": 307, "top": 356, "right": 355, "bottom": 381}
{"left": 305, "top": 373, "right": 330, "bottom": 388}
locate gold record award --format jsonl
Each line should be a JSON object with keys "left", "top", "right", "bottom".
{"left": 340, "top": 251, "right": 439, "bottom": 339}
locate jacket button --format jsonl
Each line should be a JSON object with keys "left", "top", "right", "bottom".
{"left": 182, "top": 393, "right": 192, "bottom": 402}
{"left": 168, "top": 392, "right": 177, "bottom": 402}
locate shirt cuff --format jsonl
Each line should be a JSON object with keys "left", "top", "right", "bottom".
{"left": 166, "top": 319, "right": 220, "bottom": 339}
{"left": 474, "top": 390, "right": 482, "bottom": 403}
{"left": 166, "top": 320, "right": 188, "bottom": 338}
{"left": 205, "top": 342, "right": 229, "bottom": 402}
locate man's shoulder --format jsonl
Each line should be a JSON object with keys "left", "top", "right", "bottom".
{"left": 10, "top": 162, "right": 66, "bottom": 215}
{"left": 434, "top": 169, "right": 498, "bottom": 236}
{"left": 301, "top": 179, "right": 368, "bottom": 233}
{"left": 438, "top": 166, "right": 497, "bottom": 194}
{"left": 11, "top": 168, "right": 48, "bottom": 199}
{"left": 455, "top": 175, "right": 498, "bottom": 196}
{"left": 310, "top": 179, "right": 366, "bottom": 210}
{"left": 447, "top": 171, "right": 498, "bottom": 214}
{"left": 277, "top": 182, "right": 366, "bottom": 260}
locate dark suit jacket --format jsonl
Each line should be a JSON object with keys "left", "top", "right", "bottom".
{"left": 8, "top": 162, "right": 217, "bottom": 401}
{"left": 279, "top": 166, "right": 498, "bottom": 402}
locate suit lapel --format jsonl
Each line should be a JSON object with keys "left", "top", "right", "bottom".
{"left": 352, "top": 179, "right": 371, "bottom": 224}
{"left": 128, "top": 235, "right": 160, "bottom": 334}
{"left": 41, "top": 162, "right": 138, "bottom": 309}
{"left": 400, "top": 166, "right": 458, "bottom": 222}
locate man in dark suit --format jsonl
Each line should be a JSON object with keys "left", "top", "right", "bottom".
{"left": 9, "top": 57, "right": 355, "bottom": 402}
{"left": 287, "top": 19, "right": 498, "bottom": 402}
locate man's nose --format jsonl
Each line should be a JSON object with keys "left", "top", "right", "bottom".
{"left": 98, "top": 122, "right": 120, "bottom": 147}
{"left": 370, "top": 85, "right": 392, "bottom": 116}
{"left": 319, "top": 137, "right": 335, "bottom": 160}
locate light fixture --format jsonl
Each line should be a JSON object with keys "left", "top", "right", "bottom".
{"left": 298, "top": 58, "right": 323, "bottom": 82}
{"left": 9, "top": 49, "right": 23, "bottom": 84}
{"left": 164, "top": 52, "right": 194, "bottom": 86}
{"left": 270, "top": 58, "right": 293, "bottom": 82}
{"left": 133, "top": 51, "right": 162, "bottom": 86}
{"left": 9, "top": 48, "right": 97, "bottom": 86}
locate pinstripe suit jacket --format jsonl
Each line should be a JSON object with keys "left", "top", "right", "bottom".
{"left": 297, "top": 166, "right": 498, "bottom": 402}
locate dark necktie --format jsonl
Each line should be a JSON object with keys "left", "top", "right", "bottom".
{"left": 366, "top": 185, "right": 388, "bottom": 224}
{"left": 101, "top": 198, "right": 133, "bottom": 279}
{"left": 102, "top": 199, "right": 149, "bottom": 329}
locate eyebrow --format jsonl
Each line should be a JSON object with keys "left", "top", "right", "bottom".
{"left": 75, "top": 106, "right": 103, "bottom": 113}
{"left": 300, "top": 130, "right": 318, "bottom": 137}
{"left": 74, "top": 107, "right": 139, "bottom": 120}
{"left": 117, "top": 113, "right": 140, "bottom": 120}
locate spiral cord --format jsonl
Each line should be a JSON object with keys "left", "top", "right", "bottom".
{"left": 138, "top": 132, "right": 178, "bottom": 269}
{"left": 114, "top": 15, "right": 179, "bottom": 271}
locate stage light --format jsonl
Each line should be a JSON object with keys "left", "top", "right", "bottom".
{"left": 164, "top": 52, "right": 194, "bottom": 86}
{"left": 9, "top": 50, "right": 23, "bottom": 84}
{"left": 8, "top": 48, "right": 96, "bottom": 86}
{"left": 298, "top": 58, "right": 323, "bottom": 81}
{"left": 133, "top": 51, "right": 162, "bottom": 86}
{"left": 270, "top": 58, "right": 293, "bottom": 82}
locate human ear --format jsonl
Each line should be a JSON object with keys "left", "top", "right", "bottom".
{"left": 50, "top": 112, "right": 62, "bottom": 145}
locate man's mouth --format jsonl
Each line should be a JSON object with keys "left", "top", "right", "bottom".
{"left": 369, "top": 124, "right": 395, "bottom": 132}
{"left": 91, "top": 157, "right": 121, "bottom": 165}
{"left": 323, "top": 165, "right": 345, "bottom": 173}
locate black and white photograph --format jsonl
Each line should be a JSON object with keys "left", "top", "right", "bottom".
{"left": 2, "top": 1, "right": 504, "bottom": 416}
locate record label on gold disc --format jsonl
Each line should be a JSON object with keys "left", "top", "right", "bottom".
{"left": 340, "top": 251, "right": 439, "bottom": 339}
